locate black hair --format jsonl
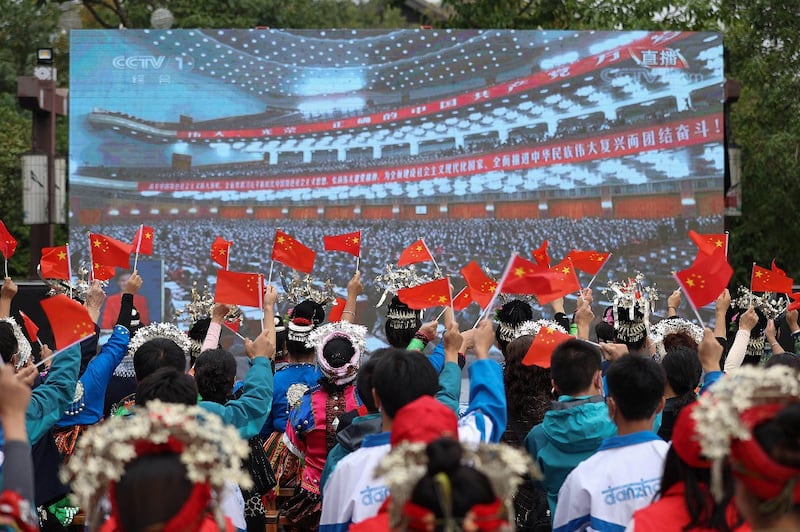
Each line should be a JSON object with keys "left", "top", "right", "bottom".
{"left": 764, "top": 353, "right": 800, "bottom": 371}
{"left": 495, "top": 299, "right": 533, "bottom": 354}
{"left": 323, "top": 337, "right": 355, "bottom": 369}
{"left": 286, "top": 300, "right": 326, "bottom": 359}
{"left": 133, "top": 338, "right": 187, "bottom": 382}
{"left": 115, "top": 454, "right": 194, "bottom": 531}
{"left": 662, "top": 346, "right": 702, "bottom": 414}
{"left": 355, "top": 349, "right": 391, "bottom": 413}
{"left": 753, "top": 402, "right": 800, "bottom": 470}
{"left": 595, "top": 321, "right": 616, "bottom": 343}
{"left": 275, "top": 315, "right": 288, "bottom": 359}
{"left": 550, "top": 339, "right": 602, "bottom": 396}
{"left": 188, "top": 318, "right": 211, "bottom": 344}
{"left": 658, "top": 446, "right": 741, "bottom": 532}
{"left": 137, "top": 367, "right": 198, "bottom": 407}
{"left": 385, "top": 296, "right": 421, "bottom": 348}
{"left": 372, "top": 349, "right": 438, "bottom": 418}
{"left": 606, "top": 355, "right": 666, "bottom": 421}
{"left": 0, "top": 321, "right": 18, "bottom": 364}
{"left": 504, "top": 335, "right": 552, "bottom": 426}
{"left": 193, "top": 349, "right": 237, "bottom": 405}
{"left": 410, "top": 438, "right": 496, "bottom": 529}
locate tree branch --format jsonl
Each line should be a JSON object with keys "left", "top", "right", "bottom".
{"left": 81, "top": 1, "right": 116, "bottom": 28}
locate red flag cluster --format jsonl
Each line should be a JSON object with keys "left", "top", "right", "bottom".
{"left": 499, "top": 255, "right": 581, "bottom": 305}
{"left": 751, "top": 261, "right": 793, "bottom": 294}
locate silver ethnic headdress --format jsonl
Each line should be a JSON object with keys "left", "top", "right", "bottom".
{"left": 650, "top": 317, "right": 704, "bottom": 357}
{"left": 0, "top": 317, "right": 32, "bottom": 369}
{"left": 280, "top": 271, "right": 336, "bottom": 306}
{"left": 731, "top": 286, "right": 787, "bottom": 320}
{"left": 127, "top": 322, "right": 193, "bottom": 357}
{"left": 601, "top": 273, "right": 660, "bottom": 344}
{"left": 38, "top": 262, "right": 106, "bottom": 303}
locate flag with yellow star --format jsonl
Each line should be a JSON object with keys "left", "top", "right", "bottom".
{"left": 751, "top": 263, "right": 793, "bottom": 294}
{"left": 461, "top": 261, "right": 497, "bottom": 309}
{"left": 531, "top": 239, "right": 550, "bottom": 269}
{"left": 271, "top": 230, "right": 316, "bottom": 274}
{"left": 210, "top": 236, "right": 232, "bottom": 269}
{"left": 397, "top": 277, "right": 451, "bottom": 310}
{"left": 453, "top": 286, "right": 472, "bottom": 311}
{"left": 40, "top": 245, "right": 71, "bottom": 280}
{"left": 565, "top": 249, "right": 611, "bottom": 275}
{"left": 215, "top": 269, "right": 263, "bottom": 308}
{"left": 676, "top": 250, "right": 732, "bottom": 308}
{"left": 499, "top": 256, "right": 579, "bottom": 304}
{"left": 40, "top": 294, "right": 96, "bottom": 350}
{"left": 89, "top": 233, "right": 132, "bottom": 269}
{"left": 323, "top": 231, "right": 361, "bottom": 257}
{"left": 522, "top": 326, "right": 573, "bottom": 368}
{"left": 132, "top": 225, "right": 155, "bottom": 255}
{"left": 397, "top": 238, "right": 433, "bottom": 267}
{"left": 0, "top": 220, "right": 17, "bottom": 259}
{"left": 689, "top": 230, "right": 727, "bottom": 256}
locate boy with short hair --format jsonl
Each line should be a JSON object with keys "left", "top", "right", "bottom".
{"left": 552, "top": 355, "right": 668, "bottom": 532}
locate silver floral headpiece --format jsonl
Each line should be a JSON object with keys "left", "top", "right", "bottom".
{"left": 1, "top": 317, "right": 32, "bottom": 369}
{"left": 650, "top": 318, "right": 704, "bottom": 357}
{"left": 731, "top": 286, "right": 787, "bottom": 320}
{"left": 127, "top": 322, "right": 193, "bottom": 357}
{"left": 514, "top": 319, "right": 568, "bottom": 340}
{"left": 374, "top": 264, "right": 440, "bottom": 308}
{"left": 691, "top": 366, "right": 800, "bottom": 500}
{"left": 280, "top": 271, "right": 336, "bottom": 306}
{"left": 601, "top": 273, "right": 659, "bottom": 343}
{"left": 306, "top": 321, "right": 368, "bottom": 356}
{"left": 376, "top": 441, "right": 541, "bottom": 529}
{"left": 61, "top": 400, "right": 252, "bottom": 530}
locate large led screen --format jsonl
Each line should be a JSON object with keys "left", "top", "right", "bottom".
{"left": 70, "top": 29, "right": 724, "bottom": 338}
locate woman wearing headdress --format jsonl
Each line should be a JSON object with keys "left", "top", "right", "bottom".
{"left": 280, "top": 319, "right": 368, "bottom": 530}
{"left": 264, "top": 272, "right": 361, "bottom": 492}
{"left": 657, "top": 364, "right": 800, "bottom": 531}
{"left": 61, "top": 400, "right": 252, "bottom": 531}
{"left": 352, "top": 437, "right": 539, "bottom": 532}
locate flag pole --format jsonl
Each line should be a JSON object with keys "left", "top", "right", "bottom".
{"left": 474, "top": 253, "right": 516, "bottom": 328}
{"left": 258, "top": 274, "right": 265, "bottom": 333}
{"left": 133, "top": 224, "right": 143, "bottom": 272}
{"left": 87, "top": 232, "right": 94, "bottom": 282}
{"left": 3, "top": 259, "right": 7, "bottom": 279}
{"left": 66, "top": 242, "right": 73, "bottom": 287}
{"left": 355, "top": 255, "right": 360, "bottom": 276}
{"left": 267, "top": 260, "right": 274, "bottom": 284}
{"left": 750, "top": 262, "right": 756, "bottom": 307}
{"left": 585, "top": 252, "right": 612, "bottom": 290}
{"left": 673, "top": 273, "right": 706, "bottom": 329}
{"left": 421, "top": 238, "right": 440, "bottom": 273}
{"left": 724, "top": 231, "right": 730, "bottom": 259}
{"left": 226, "top": 242, "right": 231, "bottom": 270}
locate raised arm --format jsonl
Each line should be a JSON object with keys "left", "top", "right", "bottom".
{"left": 0, "top": 277, "right": 17, "bottom": 319}
{"left": 341, "top": 271, "right": 362, "bottom": 323}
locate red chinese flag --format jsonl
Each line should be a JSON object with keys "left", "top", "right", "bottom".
{"left": 771, "top": 259, "right": 787, "bottom": 277}
{"left": 533, "top": 260, "right": 582, "bottom": 305}
{"left": 40, "top": 245, "right": 71, "bottom": 280}
{"left": 522, "top": 326, "right": 573, "bottom": 368}
{"left": 788, "top": 292, "right": 800, "bottom": 312}
{"left": 133, "top": 225, "right": 155, "bottom": 256}
{"left": 89, "top": 233, "right": 132, "bottom": 269}
{"left": 461, "top": 261, "right": 497, "bottom": 309}
{"left": 92, "top": 263, "right": 116, "bottom": 282}
{"left": 0, "top": 220, "right": 17, "bottom": 259}
{"left": 272, "top": 230, "right": 316, "bottom": 274}
{"left": 689, "top": 230, "right": 727, "bottom": 256}
{"left": 327, "top": 297, "right": 348, "bottom": 322}
{"left": 40, "top": 294, "right": 96, "bottom": 350}
{"left": 397, "top": 239, "right": 433, "bottom": 267}
{"left": 215, "top": 269, "right": 263, "bottom": 308}
{"left": 676, "top": 251, "right": 733, "bottom": 308}
{"left": 397, "top": 278, "right": 452, "bottom": 310}
{"left": 751, "top": 264, "right": 793, "bottom": 294}
{"left": 565, "top": 250, "right": 611, "bottom": 275}
{"left": 211, "top": 236, "right": 232, "bottom": 269}
{"left": 499, "top": 255, "right": 544, "bottom": 295}
{"left": 18, "top": 311, "right": 39, "bottom": 342}
{"left": 323, "top": 231, "right": 361, "bottom": 257}
{"left": 531, "top": 240, "right": 550, "bottom": 269}
{"left": 223, "top": 320, "right": 241, "bottom": 334}
{"left": 452, "top": 286, "right": 472, "bottom": 311}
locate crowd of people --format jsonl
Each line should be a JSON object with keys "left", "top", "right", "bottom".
{"left": 70, "top": 216, "right": 723, "bottom": 335}
{"left": 1, "top": 221, "right": 799, "bottom": 531}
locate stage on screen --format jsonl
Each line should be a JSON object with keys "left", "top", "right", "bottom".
{"left": 69, "top": 29, "right": 725, "bottom": 339}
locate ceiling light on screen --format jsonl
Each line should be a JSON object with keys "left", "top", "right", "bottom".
{"left": 296, "top": 68, "right": 365, "bottom": 96}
